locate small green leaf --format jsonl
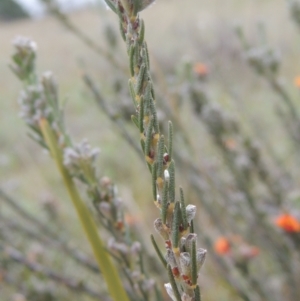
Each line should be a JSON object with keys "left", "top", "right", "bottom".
{"left": 150, "top": 234, "right": 167, "bottom": 268}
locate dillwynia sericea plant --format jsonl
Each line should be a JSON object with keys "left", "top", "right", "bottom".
{"left": 103, "top": 1, "right": 207, "bottom": 300}
{"left": 10, "top": 1, "right": 206, "bottom": 301}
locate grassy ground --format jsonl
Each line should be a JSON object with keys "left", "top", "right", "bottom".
{"left": 1, "top": 0, "right": 300, "bottom": 300}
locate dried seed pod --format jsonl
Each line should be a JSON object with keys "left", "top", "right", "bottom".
{"left": 196, "top": 248, "right": 207, "bottom": 272}
{"left": 184, "top": 233, "right": 197, "bottom": 254}
{"left": 166, "top": 249, "right": 177, "bottom": 269}
{"left": 180, "top": 252, "right": 191, "bottom": 277}
{"left": 154, "top": 218, "right": 169, "bottom": 240}
{"left": 186, "top": 204, "right": 196, "bottom": 224}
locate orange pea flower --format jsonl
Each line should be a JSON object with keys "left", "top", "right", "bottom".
{"left": 214, "top": 237, "right": 231, "bottom": 255}
{"left": 194, "top": 63, "right": 209, "bottom": 77}
{"left": 275, "top": 213, "right": 300, "bottom": 233}
{"left": 294, "top": 76, "right": 300, "bottom": 88}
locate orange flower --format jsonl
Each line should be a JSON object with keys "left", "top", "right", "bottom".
{"left": 275, "top": 213, "right": 300, "bottom": 233}
{"left": 294, "top": 76, "right": 300, "bottom": 88}
{"left": 194, "top": 63, "right": 209, "bottom": 76}
{"left": 214, "top": 237, "right": 231, "bottom": 254}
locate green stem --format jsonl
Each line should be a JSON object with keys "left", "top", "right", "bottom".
{"left": 39, "top": 118, "right": 130, "bottom": 301}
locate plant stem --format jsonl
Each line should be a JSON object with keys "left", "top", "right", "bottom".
{"left": 39, "top": 118, "right": 130, "bottom": 301}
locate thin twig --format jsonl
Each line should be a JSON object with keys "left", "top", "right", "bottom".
{"left": 0, "top": 188, "right": 99, "bottom": 273}
{"left": 0, "top": 245, "right": 107, "bottom": 300}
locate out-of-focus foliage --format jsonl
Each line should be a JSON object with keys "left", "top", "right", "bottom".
{"left": 0, "top": 0, "right": 29, "bottom": 21}
{"left": 1, "top": 1, "right": 300, "bottom": 301}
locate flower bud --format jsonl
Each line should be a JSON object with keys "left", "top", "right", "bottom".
{"left": 186, "top": 204, "right": 196, "bottom": 224}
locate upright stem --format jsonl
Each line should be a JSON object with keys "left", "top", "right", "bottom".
{"left": 39, "top": 118, "right": 130, "bottom": 301}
